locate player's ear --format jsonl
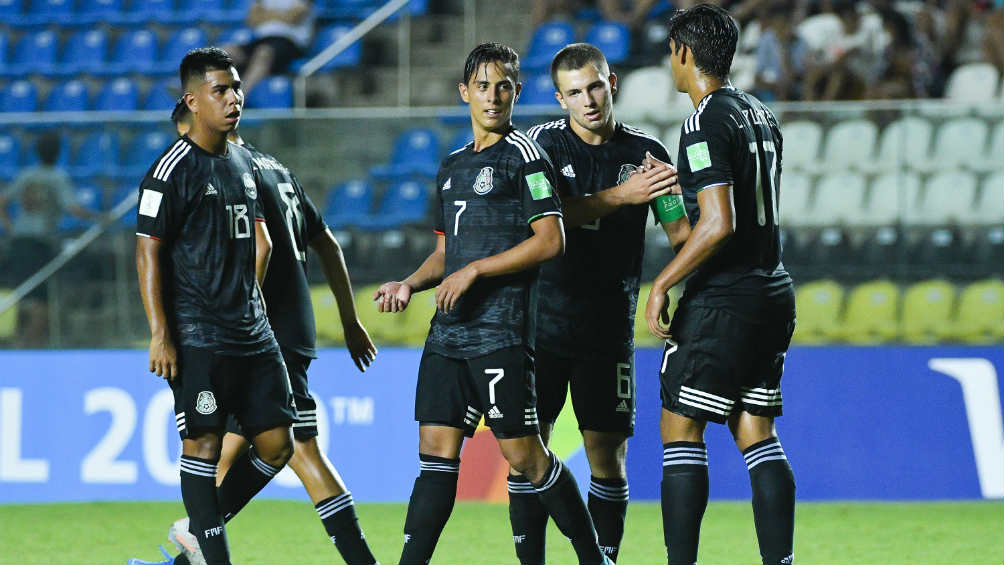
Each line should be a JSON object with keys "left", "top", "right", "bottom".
{"left": 513, "top": 81, "right": 522, "bottom": 102}
{"left": 183, "top": 91, "right": 197, "bottom": 114}
{"left": 608, "top": 72, "right": 618, "bottom": 95}
{"left": 458, "top": 82, "right": 470, "bottom": 103}
{"left": 555, "top": 90, "right": 567, "bottom": 110}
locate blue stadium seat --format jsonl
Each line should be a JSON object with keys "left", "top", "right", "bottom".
{"left": 216, "top": 26, "right": 253, "bottom": 47}
{"left": 0, "top": 133, "right": 21, "bottom": 180}
{"left": 520, "top": 72, "right": 557, "bottom": 106}
{"left": 157, "top": 28, "right": 208, "bottom": 75}
{"left": 324, "top": 180, "right": 374, "bottom": 228}
{"left": 584, "top": 21, "right": 630, "bottom": 64}
{"left": 0, "top": 31, "right": 8, "bottom": 66}
{"left": 22, "top": 132, "right": 71, "bottom": 168}
{"left": 116, "top": 130, "right": 173, "bottom": 179}
{"left": 175, "top": 0, "right": 232, "bottom": 23}
{"left": 524, "top": 21, "right": 574, "bottom": 70}
{"left": 103, "top": 29, "right": 158, "bottom": 75}
{"left": 57, "top": 29, "right": 107, "bottom": 75}
{"left": 370, "top": 128, "right": 440, "bottom": 180}
{"left": 2, "top": 80, "right": 38, "bottom": 112}
{"left": 357, "top": 180, "right": 430, "bottom": 230}
{"left": 290, "top": 24, "right": 362, "bottom": 72}
{"left": 246, "top": 76, "right": 292, "bottom": 109}
{"left": 70, "top": 130, "right": 120, "bottom": 180}
{"left": 447, "top": 129, "right": 473, "bottom": 153}
{"left": 0, "top": 0, "right": 23, "bottom": 23}
{"left": 220, "top": 0, "right": 252, "bottom": 23}
{"left": 78, "top": 0, "right": 122, "bottom": 23}
{"left": 3, "top": 30, "right": 58, "bottom": 76}
{"left": 95, "top": 78, "right": 140, "bottom": 112}
{"left": 110, "top": 184, "right": 138, "bottom": 228}
{"left": 44, "top": 79, "right": 90, "bottom": 112}
{"left": 22, "top": 0, "right": 75, "bottom": 26}
{"left": 144, "top": 78, "right": 179, "bottom": 111}
{"left": 59, "top": 184, "right": 104, "bottom": 232}
{"left": 119, "top": 0, "right": 174, "bottom": 24}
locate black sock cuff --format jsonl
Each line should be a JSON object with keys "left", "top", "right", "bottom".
{"left": 589, "top": 476, "right": 628, "bottom": 502}
{"left": 180, "top": 455, "right": 218, "bottom": 478}
{"left": 532, "top": 451, "right": 563, "bottom": 492}
{"left": 419, "top": 453, "right": 460, "bottom": 475}
{"left": 662, "top": 441, "right": 705, "bottom": 449}
{"left": 315, "top": 492, "right": 354, "bottom": 519}
{"left": 742, "top": 437, "right": 786, "bottom": 471}
{"left": 663, "top": 441, "right": 708, "bottom": 470}
{"left": 507, "top": 474, "right": 537, "bottom": 495}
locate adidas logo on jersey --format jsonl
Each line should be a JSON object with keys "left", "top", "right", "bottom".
{"left": 442, "top": 177, "right": 451, "bottom": 191}
{"left": 204, "top": 183, "right": 218, "bottom": 196}
{"left": 561, "top": 164, "right": 576, "bottom": 178}
{"left": 488, "top": 406, "right": 504, "bottom": 419}
{"left": 616, "top": 400, "right": 629, "bottom": 413}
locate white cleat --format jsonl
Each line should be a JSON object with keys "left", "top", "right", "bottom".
{"left": 168, "top": 517, "right": 207, "bottom": 565}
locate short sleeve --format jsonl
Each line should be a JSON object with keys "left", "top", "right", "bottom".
{"left": 433, "top": 166, "right": 446, "bottom": 235}
{"left": 136, "top": 174, "right": 187, "bottom": 241}
{"left": 679, "top": 111, "right": 734, "bottom": 193}
{"left": 519, "top": 156, "right": 562, "bottom": 225}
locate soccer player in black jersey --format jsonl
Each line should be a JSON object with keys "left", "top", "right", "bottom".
{"left": 374, "top": 42, "right": 609, "bottom": 565}
{"left": 139, "top": 102, "right": 379, "bottom": 565}
{"left": 643, "top": 6, "right": 796, "bottom": 565}
{"left": 514, "top": 43, "right": 688, "bottom": 564}
{"left": 135, "top": 48, "right": 297, "bottom": 565}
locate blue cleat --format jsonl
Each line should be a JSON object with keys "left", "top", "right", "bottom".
{"left": 127, "top": 544, "right": 174, "bottom": 565}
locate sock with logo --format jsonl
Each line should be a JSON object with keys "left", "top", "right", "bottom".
{"left": 744, "top": 438, "right": 795, "bottom": 565}
{"left": 315, "top": 492, "right": 377, "bottom": 565}
{"left": 399, "top": 454, "right": 460, "bottom": 565}
{"left": 661, "top": 442, "right": 709, "bottom": 565}
{"left": 217, "top": 446, "right": 281, "bottom": 523}
{"left": 508, "top": 474, "right": 548, "bottom": 564}
{"left": 588, "top": 476, "right": 629, "bottom": 562}
{"left": 179, "top": 455, "right": 229, "bottom": 564}
{"left": 532, "top": 451, "right": 604, "bottom": 564}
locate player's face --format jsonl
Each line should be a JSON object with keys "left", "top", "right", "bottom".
{"left": 668, "top": 39, "right": 688, "bottom": 93}
{"left": 187, "top": 67, "right": 243, "bottom": 134}
{"left": 554, "top": 64, "right": 617, "bottom": 132}
{"left": 459, "top": 61, "right": 521, "bottom": 134}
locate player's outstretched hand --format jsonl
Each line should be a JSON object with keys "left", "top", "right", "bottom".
{"left": 645, "top": 286, "right": 673, "bottom": 340}
{"left": 373, "top": 281, "right": 412, "bottom": 312}
{"left": 618, "top": 155, "right": 679, "bottom": 205}
{"left": 149, "top": 335, "right": 178, "bottom": 381}
{"left": 343, "top": 320, "right": 377, "bottom": 372}
{"left": 435, "top": 265, "right": 477, "bottom": 314}
{"left": 641, "top": 151, "right": 682, "bottom": 195}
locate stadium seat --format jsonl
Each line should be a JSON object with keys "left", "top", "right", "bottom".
{"left": 158, "top": 28, "right": 208, "bottom": 75}
{"left": 357, "top": 180, "right": 430, "bottom": 230}
{"left": 0, "top": 0, "right": 23, "bottom": 24}
{"left": 177, "top": 0, "right": 228, "bottom": 22}
{"left": 952, "top": 279, "right": 1004, "bottom": 344}
{"left": 861, "top": 116, "right": 933, "bottom": 174}
{"left": 855, "top": 172, "right": 919, "bottom": 228}
{"left": 634, "top": 283, "right": 681, "bottom": 348}
{"left": 59, "top": 184, "right": 104, "bottom": 232}
{"left": 919, "top": 117, "right": 988, "bottom": 173}
{"left": 944, "top": 63, "right": 1000, "bottom": 102}
{"left": 246, "top": 76, "right": 292, "bottom": 109}
{"left": 290, "top": 24, "right": 362, "bottom": 72}
{"left": 973, "top": 173, "right": 1003, "bottom": 226}
{"left": 791, "top": 279, "right": 844, "bottom": 344}
{"left": 446, "top": 129, "right": 473, "bottom": 153}
{"left": 524, "top": 21, "right": 575, "bottom": 70}
{"left": 904, "top": 171, "right": 977, "bottom": 226}
{"left": 57, "top": 29, "right": 107, "bottom": 75}
{"left": 808, "top": 119, "right": 877, "bottom": 174}
{"left": 2, "top": 80, "right": 37, "bottom": 112}
{"left": 311, "top": 284, "right": 345, "bottom": 344}
{"left": 4, "top": 30, "right": 58, "bottom": 76}
{"left": 70, "top": 130, "right": 120, "bottom": 180}
{"left": 615, "top": 66, "right": 687, "bottom": 122}
{"left": 584, "top": 21, "right": 630, "bottom": 64}
{"left": 216, "top": 26, "right": 253, "bottom": 47}
{"left": 144, "top": 78, "right": 179, "bottom": 111}
{"left": 104, "top": 29, "right": 159, "bottom": 75}
{"left": 44, "top": 79, "right": 90, "bottom": 112}
{"left": 0, "top": 288, "right": 15, "bottom": 342}
{"left": 973, "top": 120, "right": 1003, "bottom": 173}
{"left": 95, "top": 78, "right": 140, "bottom": 112}
{"left": 779, "top": 171, "right": 812, "bottom": 228}
{"left": 662, "top": 122, "right": 682, "bottom": 158}
{"left": 115, "top": 129, "right": 173, "bottom": 179}
{"left": 398, "top": 287, "right": 435, "bottom": 346}
{"left": 23, "top": 0, "right": 75, "bottom": 26}
{"left": 778, "top": 120, "right": 822, "bottom": 171}
{"left": 520, "top": 72, "right": 558, "bottom": 106}
{"left": 354, "top": 283, "right": 403, "bottom": 344}
{"left": 110, "top": 184, "right": 137, "bottom": 228}
{"left": 370, "top": 128, "right": 440, "bottom": 179}
{"left": 119, "top": 0, "right": 175, "bottom": 25}
{"left": 805, "top": 172, "right": 866, "bottom": 227}
{"left": 840, "top": 280, "right": 900, "bottom": 344}
{"left": 0, "top": 133, "right": 21, "bottom": 180}
{"left": 78, "top": 0, "right": 123, "bottom": 24}
{"left": 324, "top": 180, "right": 374, "bottom": 228}
{"left": 900, "top": 279, "right": 956, "bottom": 344}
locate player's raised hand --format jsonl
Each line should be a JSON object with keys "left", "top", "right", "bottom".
{"left": 645, "top": 286, "right": 673, "bottom": 340}
{"left": 616, "top": 158, "right": 679, "bottom": 205}
{"left": 148, "top": 334, "right": 178, "bottom": 381}
{"left": 641, "top": 151, "right": 682, "bottom": 195}
{"left": 343, "top": 319, "right": 377, "bottom": 372}
{"left": 373, "top": 281, "right": 412, "bottom": 312}
{"left": 435, "top": 264, "right": 477, "bottom": 314}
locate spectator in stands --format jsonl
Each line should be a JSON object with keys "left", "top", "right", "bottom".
{"left": 224, "top": 0, "right": 314, "bottom": 95}
{"left": 0, "top": 132, "right": 101, "bottom": 347}
{"left": 753, "top": 2, "right": 808, "bottom": 101}
{"left": 983, "top": 6, "right": 1003, "bottom": 78}
{"left": 866, "top": 8, "right": 935, "bottom": 98}
{"left": 596, "top": 0, "right": 662, "bottom": 30}
{"left": 802, "top": 0, "right": 885, "bottom": 100}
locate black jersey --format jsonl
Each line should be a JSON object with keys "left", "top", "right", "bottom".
{"left": 136, "top": 136, "right": 276, "bottom": 355}
{"left": 528, "top": 119, "right": 672, "bottom": 359}
{"left": 676, "top": 87, "right": 792, "bottom": 299}
{"left": 425, "top": 128, "right": 562, "bottom": 359}
{"left": 246, "top": 143, "right": 327, "bottom": 359}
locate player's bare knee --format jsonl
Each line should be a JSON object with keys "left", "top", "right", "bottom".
{"left": 183, "top": 432, "right": 222, "bottom": 460}
{"left": 418, "top": 425, "right": 464, "bottom": 459}
{"left": 729, "top": 412, "right": 776, "bottom": 451}
{"left": 660, "top": 409, "right": 706, "bottom": 443}
{"left": 583, "top": 433, "right": 627, "bottom": 479}
{"left": 498, "top": 437, "right": 549, "bottom": 481}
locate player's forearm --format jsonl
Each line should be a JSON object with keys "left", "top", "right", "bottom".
{"left": 136, "top": 241, "right": 170, "bottom": 339}
{"left": 313, "top": 233, "right": 360, "bottom": 325}
{"left": 652, "top": 216, "right": 732, "bottom": 295}
{"left": 561, "top": 189, "right": 623, "bottom": 227}
{"left": 662, "top": 217, "right": 692, "bottom": 253}
{"left": 403, "top": 250, "right": 446, "bottom": 293}
{"left": 468, "top": 222, "right": 564, "bottom": 279}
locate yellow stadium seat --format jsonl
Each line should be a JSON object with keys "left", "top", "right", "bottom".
{"left": 953, "top": 279, "right": 1004, "bottom": 344}
{"left": 310, "top": 284, "right": 344, "bottom": 344}
{"left": 355, "top": 283, "right": 409, "bottom": 345}
{"left": 0, "top": 289, "right": 16, "bottom": 343}
{"left": 634, "top": 282, "right": 682, "bottom": 348}
{"left": 901, "top": 279, "right": 956, "bottom": 344}
{"left": 400, "top": 289, "right": 436, "bottom": 346}
{"left": 840, "top": 280, "right": 900, "bottom": 344}
{"left": 792, "top": 279, "right": 845, "bottom": 344}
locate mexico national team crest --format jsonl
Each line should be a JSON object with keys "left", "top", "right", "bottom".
{"left": 618, "top": 163, "right": 639, "bottom": 184}
{"left": 195, "top": 391, "right": 217, "bottom": 415}
{"left": 474, "top": 167, "right": 494, "bottom": 195}
{"left": 242, "top": 173, "right": 257, "bottom": 199}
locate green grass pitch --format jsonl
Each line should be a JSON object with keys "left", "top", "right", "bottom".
{"left": 1, "top": 500, "right": 1000, "bottom": 563}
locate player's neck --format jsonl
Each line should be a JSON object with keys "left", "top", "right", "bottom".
{"left": 687, "top": 74, "right": 727, "bottom": 108}
{"left": 568, "top": 114, "right": 615, "bottom": 146}
{"left": 471, "top": 124, "right": 507, "bottom": 152}
{"left": 188, "top": 124, "right": 230, "bottom": 155}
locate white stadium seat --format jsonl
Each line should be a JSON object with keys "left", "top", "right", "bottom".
{"left": 904, "top": 171, "right": 977, "bottom": 226}
{"left": 944, "top": 63, "right": 1001, "bottom": 102}
{"left": 974, "top": 173, "right": 1003, "bottom": 226}
{"left": 858, "top": 172, "right": 921, "bottom": 227}
{"left": 779, "top": 170, "right": 813, "bottom": 227}
{"left": 861, "top": 116, "right": 933, "bottom": 173}
{"left": 809, "top": 119, "right": 878, "bottom": 173}
{"left": 917, "top": 117, "right": 989, "bottom": 173}
{"left": 806, "top": 172, "right": 867, "bottom": 226}
{"left": 779, "top": 120, "right": 822, "bottom": 171}
{"left": 615, "top": 67, "right": 691, "bottom": 122}
{"left": 662, "top": 122, "right": 683, "bottom": 161}
{"left": 973, "top": 120, "right": 1003, "bottom": 173}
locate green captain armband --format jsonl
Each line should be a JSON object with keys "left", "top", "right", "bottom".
{"left": 653, "top": 193, "right": 686, "bottom": 223}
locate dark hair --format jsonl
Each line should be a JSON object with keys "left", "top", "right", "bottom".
{"left": 462, "top": 42, "right": 520, "bottom": 85}
{"left": 35, "top": 131, "right": 61, "bottom": 166}
{"left": 170, "top": 99, "right": 191, "bottom": 125}
{"left": 879, "top": 7, "right": 913, "bottom": 47}
{"left": 179, "top": 46, "right": 234, "bottom": 91}
{"left": 549, "top": 42, "right": 610, "bottom": 89}
{"left": 667, "top": 4, "right": 739, "bottom": 81}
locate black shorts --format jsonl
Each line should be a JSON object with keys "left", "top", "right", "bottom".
{"left": 536, "top": 349, "right": 635, "bottom": 436}
{"left": 415, "top": 346, "right": 538, "bottom": 439}
{"left": 226, "top": 348, "right": 316, "bottom": 440}
{"left": 244, "top": 36, "right": 304, "bottom": 74}
{"left": 8, "top": 237, "right": 55, "bottom": 301}
{"left": 172, "top": 346, "right": 296, "bottom": 440}
{"left": 660, "top": 292, "right": 796, "bottom": 424}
